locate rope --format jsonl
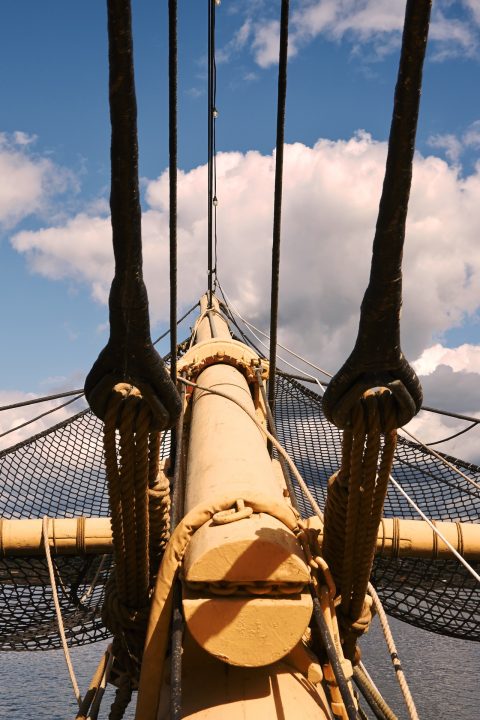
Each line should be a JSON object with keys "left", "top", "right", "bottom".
{"left": 169, "top": 0, "right": 178, "bottom": 385}
{"left": 268, "top": 0, "right": 290, "bottom": 419}
{"left": 152, "top": 303, "right": 199, "bottom": 346}
{"left": 207, "top": 0, "right": 218, "bottom": 303}
{"left": 368, "top": 583, "right": 419, "bottom": 720}
{"left": 42, "top": 517, "right": 82, "bottom": 708}
{"left": 0, "top": 393, "right": 84, "bottom": 440}
{"left": 322, "top": 390, "right": 398, "bottom": 661}
{"left": 218, "top": 281, "right": 326, "bottom": 392}
{"left": 401, "top": 426, "right": 480, "bottom": 492}
{"left": 0, "top": 388, "right": 84, "bottom": 412}
{"left": 101, "top": 382, "right": 172, "bottom": 719}
{"left": 322, "top": 0, "right": 431, "bottom": 430}
{"left": 388, "top": 474, "right": 480, "bottom": 583}
{"left": 425, "top": 420, "right": 479, "bottom": 447}
{"left": 353, "top": 664, "right": 398, "bottom": 720}
{"left": 255, "top": 368, "right": 300, "bottom": 512}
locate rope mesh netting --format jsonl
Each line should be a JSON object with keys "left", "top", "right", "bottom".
{"left": 274, "top": 374, "right": 480, "bottom": 642}
{"left": 0, "top": 374, "right": 479, "bottom": 651}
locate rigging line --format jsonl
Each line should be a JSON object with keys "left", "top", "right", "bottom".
{"left": 42, "top": 517, "right": 82, "bottom": 708}
{"left": 268, "top": 0, "right": 290, "bottom": 419}
{"left": 421, "top": 404, "right": 480, "bottom": 425}
{"left": 0, "top": 394, "right": 84, "bottom": 440}
{"left": 0, "top": 389, "right": 84, "bottom": 412}
{"left": 218, "top": 281, "right": 325, "bottom": 393}
{"left": 367, "top": 583, "right": 419, "bottom": 720}
{"left": 216, "top": 280, "right": 267, "bottom": 357}
{"left": 79, "top": 554, "right": 109, "bottom": 606}
{"left": 221, "top": 283, "right": 480, "bottom": 433}
{"left": 169, "top": 0, "right": 178, "bottom": 386}
{"left": 219, "top": 281, "right": 333, "bottom": 379}
{"left": 399, "top": 426, "right": 480, "bottom": 492}
{"left": 425, "top": 421, "right": 479, "bottom": 447}
{"left": 212, "top": 41, "right": 218, "bottom": 289}
{"left": 207, "top": 0, "right": 218, "bottom": 305}
{"left": 152, "top": 302, "right": 199, "bottom": 346}
{"left": 388, "top": 474, "right": 480, "bottom": 584}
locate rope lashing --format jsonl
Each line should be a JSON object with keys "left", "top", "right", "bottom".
{"left": 84, "top": 0, "right": 181, "bottom": 431}
{"left": 322, "top": 0, "right": 432, "bottom": 431}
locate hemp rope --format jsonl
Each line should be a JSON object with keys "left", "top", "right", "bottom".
{"left": 42, "top": 516, "right": 82, "bottom": 708}
{"left": 368, "top": 583, "right": 419, "bottom": 720}
{"left": 100, "top": 383, "right": 171, "bottom": 719}
{"left": 321, "top": 390, "right": 398, "bottom": 661}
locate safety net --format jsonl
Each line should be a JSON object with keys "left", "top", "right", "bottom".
{"left": 0, "top": 374, "right": 479, "bottom": 650}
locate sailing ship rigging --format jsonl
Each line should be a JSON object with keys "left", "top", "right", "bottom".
{"left": 0, "top": 1, "right": 479, "bottom": 719}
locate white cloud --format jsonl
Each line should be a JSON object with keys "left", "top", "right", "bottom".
{"left": 404, "top": 344, "right": 480, "bottom": 464}
{"left": 414, "top": 343, "right": 480, "bottom": 376}
{"left": 248, "top": 0, "right": 480, "bottom": 67}
{"left": 12, "top": 213, "right": 113, "bottom": 304}
{"left": 0, "top": 133, "right": 74, "bottom": 230}
{"left": 427, "top": 133, "right": 463, "bottom": 165}
{"left": 9, "top": 132, "right": 480, "bottom": 379}
{"left": 427, "top": 120, "right": 480, "bottom": 164}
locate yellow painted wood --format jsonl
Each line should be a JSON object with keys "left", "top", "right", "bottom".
{"left": 0, "top": 517, "right": 112, "bottom": 555}
{"left": 157, "top": 633, "right": 332, "bottom": 720}
{"left": 182, "top": 588, "right": 313, "bottom": 667}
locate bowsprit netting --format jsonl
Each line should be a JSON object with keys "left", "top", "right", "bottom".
{"left": 274, "top": 374, "right": 480, "bottom": 642}
{"left": 0, "top": 409, "right": 171, "bottom": 651}
{"left": 0, "top": 374, "right": 479, "bottom": 651}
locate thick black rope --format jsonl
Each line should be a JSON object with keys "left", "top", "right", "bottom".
{"left": 207, "top": 0, "right": 216, "bottom": 306}
{"left": 268, "top": 0, "right": 290, "bottom": 423}
{"left": 169, "top": 0, "right": 179, "bottom": 469}
{"left": 84, "top": 0, "right": 181, "bottom": 430}
{"left": 323, "top": 0, "right": 432, "bottom": 430}
{"left": 169, "top": 0, "right": 178, "bottom": 387}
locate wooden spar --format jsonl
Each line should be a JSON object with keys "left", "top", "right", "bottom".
{"left": 178, "top": 294, "right": 313, "bottom": 667}
{"left": 1, "top": 515, "right": 480, "bottom": 560}
{"left": 0, "top": 517, "right": 112, "bottom": 556}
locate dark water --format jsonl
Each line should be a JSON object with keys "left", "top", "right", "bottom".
{"left": 0, "top": 617, "right": 478, "bottom": 719}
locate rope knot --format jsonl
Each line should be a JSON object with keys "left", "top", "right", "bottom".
{"left": 350, "top": 387, "right": 398, "bottom": 435}
{"left": 105, "top": 383, "right": 155, "bottom": 433}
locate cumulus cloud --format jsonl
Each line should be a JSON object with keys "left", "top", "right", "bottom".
{"left": 403, "top": 343, "right": 480, "bottom": 464}
{"left": 0, "top": 133, "right": 74, "bottom": 230}
{"left": 428, "top": 120, "right": 480, "bottom": 165}
{"left": 245, "top": 0, "right": 480, "bottom": 68}
{"left": 414, "top": 343, "right": 480, "bottom": 377}
{"left": 9, "top": 132, "right": 480, "bottom": 376}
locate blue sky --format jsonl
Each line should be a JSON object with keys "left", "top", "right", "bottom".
{"left": 1, "top": 0, "right": 480, "bottom": 458}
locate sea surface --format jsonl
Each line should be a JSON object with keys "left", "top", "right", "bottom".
{"left": 0, "top": 616, "right": 478, "bottom": 719}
